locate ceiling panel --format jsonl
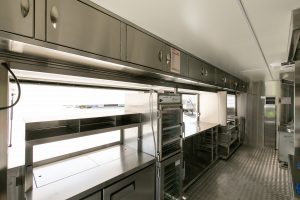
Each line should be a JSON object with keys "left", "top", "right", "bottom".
{"left": 90, "top": 0, "right": 300, "bottom": 81}
{"left": 241, "top": 0, "right": 300, "bottom": 80}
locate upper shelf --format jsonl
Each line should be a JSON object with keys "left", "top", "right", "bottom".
{"left": 25, "top": 112, "right": 141, "bottom": 144}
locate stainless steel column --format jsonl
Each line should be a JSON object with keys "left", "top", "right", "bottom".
{"left": 295, "top": 61, "right": 300, "bottom": 154}
{"left": 264, "top": 97, "right": 276, "bottom": 148}
{"left": 0, "top": 63, "right": 9, "bottom": 200}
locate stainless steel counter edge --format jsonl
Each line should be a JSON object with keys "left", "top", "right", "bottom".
{"left": 184, "top": 121, "right": 219, "bottom": 139}
{"left": 288, "top": 154, "right": 300, "bottom": 200}
{"left": 25, "top": 146, "right": 155, "bottom": 200}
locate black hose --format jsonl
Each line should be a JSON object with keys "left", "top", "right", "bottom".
{"left": 0, "top": 62, "right": 21, "bottom": 110}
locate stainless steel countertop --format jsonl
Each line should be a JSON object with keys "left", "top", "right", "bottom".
{"left": 26, "top": 145, "right": 155, "bottom": 200}
{"left": 184, "top": 121, "right": 219, "bottom": 139}
{"left": 288, "top": 154, "right": 300, "bottom": 200}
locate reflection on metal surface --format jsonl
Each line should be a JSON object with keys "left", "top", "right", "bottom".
{"left": 0, "top": 63, "right": 9, "bottom": 199}
{"left": 264, "top": 97, "right": 276, "bottom": 148}
{"left": 295, "top": 61, "right": 300, "bottom": 154}
{"left": 185, "top": 145, "right": 290, "bottom": 200}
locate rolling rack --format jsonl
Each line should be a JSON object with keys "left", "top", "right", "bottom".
{"left": 218, "top": 118, "right": 241, "bottom": 159}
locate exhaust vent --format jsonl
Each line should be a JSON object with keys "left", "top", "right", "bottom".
{"left": 288, "top": 8, "right": 300, "bottom": 61}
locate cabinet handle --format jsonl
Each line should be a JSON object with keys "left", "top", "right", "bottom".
{"left": 201, "top": 67, "right": 204, "bottom": 76}
{"left": 20, "top": 0, "right": 30, "bottom": 18}
{"left": 166, "top": 53, "right": 171, "bottom": 64}
{"left": 158, "top": 50, "right": 163, "bottom": 62}
{"left": 50, "top": 6, "right": 59, "bottom": 29}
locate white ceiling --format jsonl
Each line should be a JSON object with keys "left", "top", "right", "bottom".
{"left": 91, "top": 0, "right": 300, "bottom": 81}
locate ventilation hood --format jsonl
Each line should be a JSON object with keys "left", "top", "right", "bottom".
{"left": 288, "top": 8, "right": 300, "bottom": 61}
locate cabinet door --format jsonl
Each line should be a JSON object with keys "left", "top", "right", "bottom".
{"left": 0, "top": 0, "right": 34, "bottom": 37}
{"left": 164, "top": 45, "right": 188, "bottom": 76}
{"left": 215, "top": 68, "right": 227, "bottom": 87}
{"left": 202, "top": 63, "right": 215, "bottom": 85}
{"left": 127, "top": 26, "right": 164, "bottom": 70}
{"left": 81, "top": 190, "right": 102, "bottom": 200}
{"left": 241, "top": 81, "right": 247, "bottom": 92}
{"left": 103, "top": 164, "right": 155, "bottom": 200}
{"left": 228, "top": 75, "right": 238, "bottom": 90}
{"left": 46, "top": 0, "right": 121, "bottom": 59}
{"left": 188, "top": 56, "right": 204, "bottom": 81}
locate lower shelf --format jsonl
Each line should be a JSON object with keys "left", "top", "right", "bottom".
{"left": 218, "top": 141, "right": 241, "bottom": 160}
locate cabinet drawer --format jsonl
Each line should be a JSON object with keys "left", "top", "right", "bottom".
{"left": 0, "top": 0, "right": 34, "bottom": 37}
{"left": 103, "top": 164, "right": 155, "bottom": 200}
{"left": 46, "top": 0, "right": 121, "bottom": 59}
{"left": 127, "top": 26, "right": 164, "bottom": 70}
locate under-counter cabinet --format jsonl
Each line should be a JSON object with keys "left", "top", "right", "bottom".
{"left": 0, "top": 0, "right": 34, "bottom": 37}
{"left": 183, "top": 122, "right": 219, "bottom": 190}
{"left": 81, "top": 190, "right": 102, "bottom": 200}
{"left": 46, "top": 0, "right": 121, "bottom": 59}
{"left": 126, "top": 26, "right": 164, "bottom": 70}
{"left": 103, "top": 165, "right": 155, "bottom": 200}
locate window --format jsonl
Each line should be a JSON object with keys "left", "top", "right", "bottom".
{"left": 8, "top": 83, "right": 139, "bottom": 167}
{"left": 182, "top": 94, "right": 198, "bottom": 123}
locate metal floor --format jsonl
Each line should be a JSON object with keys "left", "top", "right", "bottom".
{"left": 184, "top": 145, "right": 290, "bottom": 200}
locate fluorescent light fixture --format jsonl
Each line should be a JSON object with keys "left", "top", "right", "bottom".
{"left": 8, "top": 40, "right": 138, "bottom": 72}
{"left": 12, "top": 69, "right": 154, "bottom": 90}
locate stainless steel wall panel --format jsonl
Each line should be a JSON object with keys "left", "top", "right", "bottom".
{"left": 264, "top": 101, "right": 276, "bottom": 148}
{"left": 245, "top": 82, "right": 264, "bottom": 147}
{"left": 0, "top": 64, "right": 9, "bottom": 200}
{"left": 126, "top": 26, "right": 164, "bottom": 70}
{"left": 295, "top": 61, "right": 300, "bottom": 154}
{"left": 46, "top": 0, "right": 121, "bottom": 59}
{"left": 0, "top": 0, "right": 34, "bottom": 37}
{"left": 7, "top": 166, "right": 25, "bottom": 200}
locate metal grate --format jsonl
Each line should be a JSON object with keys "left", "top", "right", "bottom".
{"left": 164, "top": 162, "right": 181, "bottom": 200}
{"left": 162, "top": 140, "right": 181, "bottom": 158}
{"left": 184, "top": 145, "right": 290, "bottom": 200}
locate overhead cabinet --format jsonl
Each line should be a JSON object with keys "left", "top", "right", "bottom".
{"left": 164, "top": 45, "right": 189, "bottom": 76}
{"left": 0, "top": 0, "right": 246, "bottom": 92}
{"left": 188, "top": 56, "right": 203, "bottom": 81}
{"left": 229, "top": 76, "right": 239, "bottom": 90}
{"left": 126, "top": 26, "right": 164, "bottom": 70}
{"left": 215, "top": 68, "right": 228, "bottom": 88}
{"left": 0, "top": 0, "right": 34, "bottom": 37}
{"left": 202, "top": 63, "right": 215, "bottom": 85}
{"left": 46, "top": 0, "right": 121, "bottom": 59}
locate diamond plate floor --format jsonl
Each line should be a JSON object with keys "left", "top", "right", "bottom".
{"left": 184, "top": 145, "right": 290, "bottom": 200}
